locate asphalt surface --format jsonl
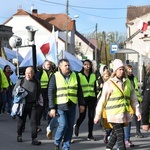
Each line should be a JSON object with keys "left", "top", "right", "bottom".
{"left": 0, "top": 111, "right": 150, "bottom": 150}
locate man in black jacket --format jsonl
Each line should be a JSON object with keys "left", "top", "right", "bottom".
{"left": 48, "top": 59, "right": 85, "bottom": 150}
{"left": 13, "top": 67, "right": 41, "bottom": 145}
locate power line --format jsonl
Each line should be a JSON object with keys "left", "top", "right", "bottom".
{"left": 40, "top": 0, "right": 126, "bottom": 19}
{"left": 40, "top": 0, "right": 127, "bottom": 10}
{"left": 40, "top": 0, "right": 66, "bottom": 7}
{"left": 70, "top": 7, "right": 126, "bottom": 19}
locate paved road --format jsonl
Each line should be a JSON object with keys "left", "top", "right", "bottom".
{"left": 0, "top": 112, "right": 150, "bottom": 150}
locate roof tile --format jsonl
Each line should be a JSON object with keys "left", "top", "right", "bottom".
{"left": 127, "top": 5, "right": 150, "bottom": 22}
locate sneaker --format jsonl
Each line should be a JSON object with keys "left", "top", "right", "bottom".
{"left": 46, "top": 127, "right": 52, "bottom": 139}
{"left": 125, "top": 140, "right": 134, "bottom": 147}
{"left": 32, "top": 139, "right": 41, "bottom": 145}
{"left": 74, "top": 124, "right": 79, "bottom": 137}
{"left": 135, "top": 132, "right": 144, "bottom": 138}
{"left": 87, "top": 136, "right": 96, "bottom": 141}
{"left": 17, "top": 136, "right": 22, "bottom": 142}
{"left": 71, "top": 139, "right": 74, "bottom": 143}
{"left": 54, "top": 144, "right": 59, "bottom": 150}
{"left": 37, "top": 128, "right": 42, "bottom": 132}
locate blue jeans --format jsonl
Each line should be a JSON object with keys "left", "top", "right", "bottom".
{"left": 54, "top": 105, "right": 76, "bottom": 150}
{"left": 124, "top": 122, "right": 131, "bottom": 141}
{"left": 48, "top": 116, "right": 58, "bottom": 131}
{"left": 2, "top": 88, "right": 12, "bottom": 113}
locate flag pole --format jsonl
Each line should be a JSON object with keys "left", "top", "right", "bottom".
{"left": 16, "top": 48, "right": 20, "bottom": 77}
{"left": 53, "top": 25, "right": 58, "bottom": 66}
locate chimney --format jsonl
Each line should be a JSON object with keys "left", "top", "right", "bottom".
{"left": 32, "top": 9, "right": 38, "bottom": 16}
{"left": 17, "top": 5, "right": 22, "bottom": 12}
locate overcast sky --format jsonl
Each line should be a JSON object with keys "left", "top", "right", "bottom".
{"left": 0, "top": 0, "right": 149, "bottom": 34}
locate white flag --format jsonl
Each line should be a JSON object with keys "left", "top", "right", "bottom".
{"left": 40, "top": 26, "right": 58, "bottom": 66}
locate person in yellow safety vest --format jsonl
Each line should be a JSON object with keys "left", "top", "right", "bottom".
{"left": 35, "top": 60, "right": 55, "bottom": 132}
{"left": 94, "top": 59, "right": 141, "bottom": 150}
{"left": 2, "top": 65, "right": 14, "bottom": 114}
{"left": 0, "top": 68, "right": 9, "bottom": 114}
{"left": 48, "top": 59, "right": 85, "bottom": 150}
{"left": 74, "top": 59, "right": 97, "bottom": 141}
{"left": 124, "top": 64, "right": 144, "bottom": 148}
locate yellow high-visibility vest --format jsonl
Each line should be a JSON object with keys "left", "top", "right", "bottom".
{"left": 78, "top": 73, "right": 96, "bottom": 97}
{"left": 40, "top": 70, "right": 51, "bottom": 88}
{"left": 106, "top": 79, "right": 131, "bottom": 116}
{"left": 55, "top": 72, "right": 78, "bottom": 104}
{"left": 0, "top": 69, "right": 9, "bottom": 90}
{"left": 133, "top": 77, "right": 142, "bottom": 102}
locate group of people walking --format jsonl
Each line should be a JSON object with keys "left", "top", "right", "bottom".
{"left": 1, "top": 58, "right": 150, "bottom": 150}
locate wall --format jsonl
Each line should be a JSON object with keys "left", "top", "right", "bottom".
{"left": 126, "top": 13, "right": 150, "bottom": 81}
{"left": 75, "top": 34, "right": 94, "bottom": 60}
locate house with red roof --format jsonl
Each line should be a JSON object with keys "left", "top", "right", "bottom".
{"left": 2, "top": 8, "right": 98, "bottom": 62}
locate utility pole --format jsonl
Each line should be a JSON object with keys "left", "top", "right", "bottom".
{"left": 95, "top": 23, "right": 98, "bottom": 63}
{"left": 102, "top": 31, "right": 108, "bottom": 66}
{"left": 65, "top": 0, "right": 69, "bottom": 51}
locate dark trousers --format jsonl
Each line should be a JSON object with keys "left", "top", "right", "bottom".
{"left": 36, "top": 104, "right": 44, "bottom": 126}
{"left": 76, "top": 100, "right": 95, "bottom": 137}
{"left": 41, "top": 89, "right": 48, "bottom": 120}
{"left": 17, "top": 103, "right": 38, "bottom": 140}
{"left": 106, "top": 123, "right": 126, "bottom": 150}
{"left": 133, "top": 114, "right": 141, "bottom": 133}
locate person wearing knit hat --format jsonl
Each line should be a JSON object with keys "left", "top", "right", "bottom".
{"left": 113, "top": 59, "right": 124, "bottom": 72}
{"left": 94, "top": 58, "right": 141, "bottom": 150}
